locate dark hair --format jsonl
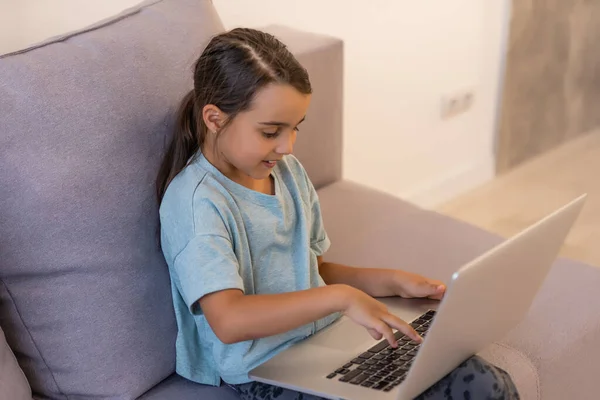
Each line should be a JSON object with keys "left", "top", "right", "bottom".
{"left": 156, "top": 28, "right": 312, "bottom": 202}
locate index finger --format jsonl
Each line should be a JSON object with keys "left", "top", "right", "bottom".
{"left": 381, "top": 313, "right": 423, "bottom": 343}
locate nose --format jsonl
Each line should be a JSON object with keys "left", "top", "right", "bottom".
{"left": 276, "top": 132, "right": 295, "bottom": 155}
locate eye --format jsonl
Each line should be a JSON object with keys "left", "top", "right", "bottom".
{"left": 262, "top": 130, "right": 280, "bottom": 139}
{"left": 293, "top": 126, "right": 301, "bottom": 132}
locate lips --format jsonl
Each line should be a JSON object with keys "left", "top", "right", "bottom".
{"left": 262, "top": 160, "right": 277, "bottom": 168}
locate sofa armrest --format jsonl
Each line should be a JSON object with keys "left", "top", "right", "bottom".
{"left": 260, "top": 25, "right": 343, "bottom": 189}
{"left": 0, "top": 326, "right": 31, "bottom": 400}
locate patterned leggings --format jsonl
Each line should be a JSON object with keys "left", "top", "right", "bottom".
{"left": 230, "top": 356, "right": 519, "bottom": 400}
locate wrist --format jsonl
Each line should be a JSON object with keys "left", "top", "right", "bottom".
{"left": 329, "top": 284, "right": 354, "bottom": 313}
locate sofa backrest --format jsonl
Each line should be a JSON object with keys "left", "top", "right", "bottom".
{"left": 0, "top": 0, "right": 224, "bottom": 397}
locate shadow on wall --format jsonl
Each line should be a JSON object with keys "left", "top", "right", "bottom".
{"left": 497, "top": 0, "right": 600, "bottom": 173}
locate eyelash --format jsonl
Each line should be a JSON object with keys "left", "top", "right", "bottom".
{"left": 262, "top": 127, "right": 300, "bottom": 139}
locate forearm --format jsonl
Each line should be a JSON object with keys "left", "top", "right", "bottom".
{"left": 319, "top": 262, "right": 396, "bottom": 297}
{"left": 212, "top": 284, "right": 349, "bottom": 344}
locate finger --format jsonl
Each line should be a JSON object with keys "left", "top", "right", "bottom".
{"left": 373, "top": 320, "right": 397, "bottom": 348}
{"left": 427, "top": 284, "right": 446, "bottom": 300}
{"left": 381, "top": 313, "right": 423, "bottom": 343}
{"left": 367, "top": 328, "right": 382, "bottom": 341}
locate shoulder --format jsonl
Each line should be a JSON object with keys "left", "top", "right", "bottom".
{"left": 279, "top": 154, "right": 308, "bottom": 176}
{"left": 159, "top": 163, "right": 234, "bottom": 236}
{"left": 277, "top": 155, "right": 312, "bottom": 188}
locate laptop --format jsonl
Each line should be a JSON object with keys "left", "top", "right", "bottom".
{"left": 249, "top": 194, "right": 587, "bottom": 400}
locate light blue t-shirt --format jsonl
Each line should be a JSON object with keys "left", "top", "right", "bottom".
{"left": 159, "top": 152, "right": 341, "bottom": 385}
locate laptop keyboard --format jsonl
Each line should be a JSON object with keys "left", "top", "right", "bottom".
{"left": 326, "top": 309, "right": 436, "bottom": 392}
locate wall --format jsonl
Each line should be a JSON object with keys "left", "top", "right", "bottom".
{"left": 0, "top": 0, "right": 511, "bottom": 208}
{"left": 496, "top": 0, "right": 600, "bottom": 173}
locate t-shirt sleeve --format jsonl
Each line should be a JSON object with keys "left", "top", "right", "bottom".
{"left": 308, "top": 183, "right": 331, "bottom": 256}
{"left": 173, "top": 233, "right": 244, "bottom": 314}
{"left": 172, "top": 195, "right": 244, "bottom": 314}
{"left": 294, "top": 161, "right": 331, "bottom": 257}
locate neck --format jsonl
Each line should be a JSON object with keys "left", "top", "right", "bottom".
{"left": 201, "top": 143, "right": 273, "bottom": 195}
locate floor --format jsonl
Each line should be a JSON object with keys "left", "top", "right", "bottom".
{"left": 437, "top": 129, "right": 600, "bottom": 267}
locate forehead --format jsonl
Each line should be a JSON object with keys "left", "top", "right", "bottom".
{"left": 246, "top": 83, "right": 311, "bottom": 121}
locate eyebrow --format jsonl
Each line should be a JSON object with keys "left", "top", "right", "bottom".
{"left": 258, "top": 116, "right": 306, "bottom": 127}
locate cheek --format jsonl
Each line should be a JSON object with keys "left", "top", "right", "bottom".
{"left": 222, "top": 129, "right": 267, "bottom": 161}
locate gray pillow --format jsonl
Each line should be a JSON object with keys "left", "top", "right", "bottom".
{"left": 0, "top": 325, "right": 32, "bottom": 400}
{"left": 0, "top": 0, "right": 224, "bottom": 397}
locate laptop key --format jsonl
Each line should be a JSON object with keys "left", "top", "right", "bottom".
{"left": 359, "top": 352, "right": 374, "bottom": 359}
{"left": 326, "top": 373, "right": 337, "bottom": 379}
{"left": 336, "top": 368, "right": 350, "bottom": 374}
{"left": 372, "top": 381, "right": 389, "bottom": 391}
{"left": 357, "top": 365, "right": 370, "bottom": 371}
{"left": 349, "top": 373, "right": 370, "bottom": 385}
{"left": 343, "top": 363, "right": 353, "bottom": 369}
{"left": 351, "top": 358, "right": 365, "bottom": 364}
{"left": 361, "top": 381, "right": 375, "bottom": 388}
{"left": 368, "top": 340, "right": 390, "bottom": 354}
{"left": 339, "top": 369, "right": 362, "bottom": 382}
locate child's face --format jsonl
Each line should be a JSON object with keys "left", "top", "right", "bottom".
{"left": 215, "top": 83, "right": 311, "bottom": 182}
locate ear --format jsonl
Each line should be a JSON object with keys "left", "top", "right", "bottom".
{"left": 202, "top": 104, "right": 226, "bottom": 134}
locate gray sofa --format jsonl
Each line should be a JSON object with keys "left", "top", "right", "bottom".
{"left": 1, "top": 0, "right": 599, "bottom": 399}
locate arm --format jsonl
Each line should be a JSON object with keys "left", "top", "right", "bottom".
{"left": 318, "top": 257, "right": 446, "bottom": 300}
{"left": 199, "top": 284, "right": 350, "bottom": 344}
{"left": 317, "top": 257, "right": 398, "bottom": 298}
{"left": 200, "top": 282, "right": 421, "bottom": 346}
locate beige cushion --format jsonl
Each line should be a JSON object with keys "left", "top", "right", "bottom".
{"left": 479, "top": 343, "right": 539, "bottom": 399}
{"left": 0, "top": 325, "right": 31, "bottom": 400}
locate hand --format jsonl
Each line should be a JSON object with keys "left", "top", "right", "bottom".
{"left": 340, "top": 285, "right": 422, "bottom": 347}
{"left": 390, "top": 270, "right": 446, "bottom": 300}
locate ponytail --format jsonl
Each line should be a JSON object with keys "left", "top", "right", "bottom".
{"left": 156, "top": 90, "right": 203, "bottom": 202}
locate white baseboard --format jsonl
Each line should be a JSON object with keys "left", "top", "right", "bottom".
{"left": 401, "top": 156, "right": 496, "bottom": 209}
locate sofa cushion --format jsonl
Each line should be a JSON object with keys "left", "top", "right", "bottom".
{"left": 0, "top": 0, "right": 224, "bottom": 398}
{"left": 0, "top": 325, "right": 32, "bottom": 400}
{"left": 500, "top": 258, "right": 600, "bottom": 400}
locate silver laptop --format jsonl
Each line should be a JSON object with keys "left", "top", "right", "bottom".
{"left": 249, "top": 194, "right": 587, "bottom": 400}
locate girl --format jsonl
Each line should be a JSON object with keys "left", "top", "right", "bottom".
{"left": 157, "top": 28, "right": 519, "bottom": 400}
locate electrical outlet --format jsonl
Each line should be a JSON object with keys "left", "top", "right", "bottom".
{"left": 440, "top": 89, "right": 475, "bottom": 119}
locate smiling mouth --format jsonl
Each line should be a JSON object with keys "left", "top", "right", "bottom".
{"left": 262, "top": 160, "right": 279, "bottom": 167}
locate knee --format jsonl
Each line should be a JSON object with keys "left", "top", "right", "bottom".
{"left": 456, "top": 356, "right": 520, "bottom": 399}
